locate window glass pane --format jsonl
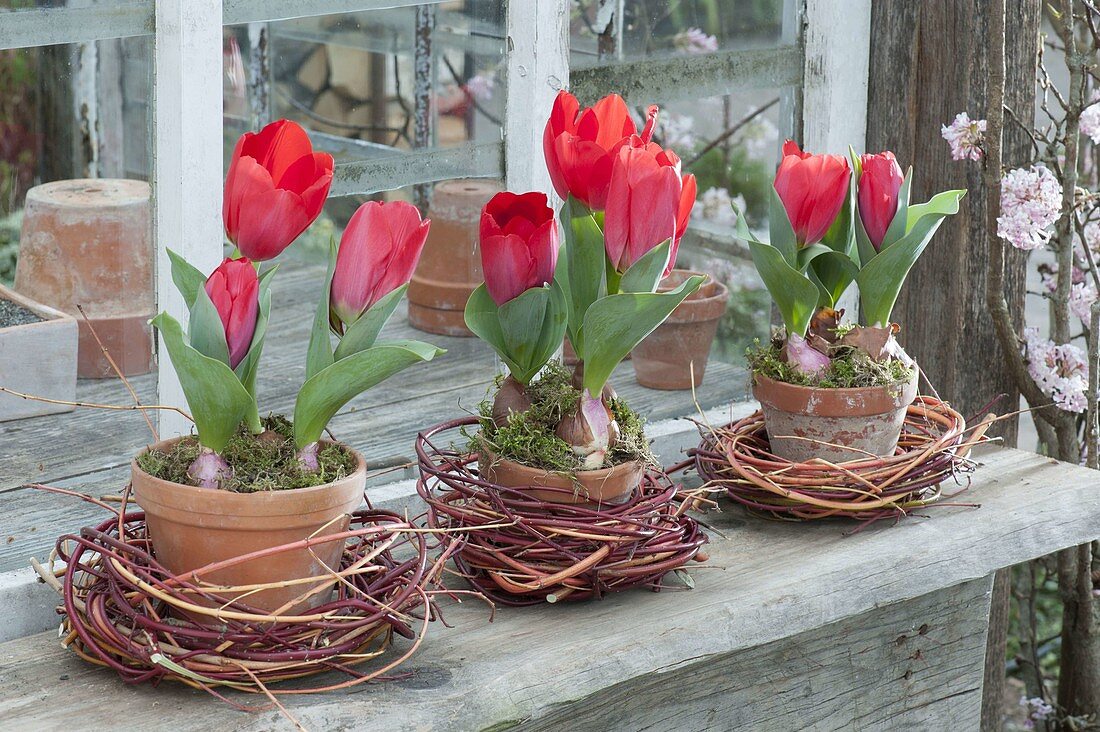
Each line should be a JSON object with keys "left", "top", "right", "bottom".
{"left": 224, "top": 0, "right": 506, "bottom": 175}
{"left": 570, "top": 0, "right": 785, "bottom": 65}
{"left": 0, "top": 35, "right": 155, "bottom": 572}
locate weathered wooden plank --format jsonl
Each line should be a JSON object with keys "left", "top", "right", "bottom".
{"left": 0, "top": 3, "right": 154, "bottom": 51}
{"left": 865, "top": 0, "right": 1037, "bottom": 441}
{"left": 571, "top": 46, "right": 802, "bottom": 107}
{"left": 330, "top": 143, "right": 503, "bottom": 198}
{"left": 1, "top": 446, "right": 1098, "bottom": 730}
{"left": 520, "top": 578, "right": 993, "bottom": 731}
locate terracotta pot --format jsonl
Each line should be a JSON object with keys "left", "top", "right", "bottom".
{"left": 16, "top": 179, "right": 153, "bottom": 378}
{"left": 752, "top": 370, "right": 919, "bottom": 463}
{"left": 0, "top": 283, "right": 77, "bottom": 422}
{"left": 632, "top": 270, "right": 729, "bottom": 390}
{"left": 408, "top": 179, "right": 503, "bottom": 336}
{"left": 131, "top": 437, "right": 366, "bottom": 616}
{"left": 480, "top": 450, "right": 644, "bottom": 505}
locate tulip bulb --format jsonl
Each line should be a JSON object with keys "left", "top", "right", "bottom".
{"left": 491, "top": 375, "right": 533, "bottom": 428}
{"left": 297, "top": 441, "right": 321, "bottom": 472}
{"left": 783, "top": 332, "right": 831, "bottom": 377}
{"left": 556, "top": 390, "right": 621, "bottom": 470}
{"left": 187, "top": 448, "right": 233, "bottom": 489}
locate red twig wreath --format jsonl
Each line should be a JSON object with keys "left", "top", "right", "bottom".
{"left": 33, "top": 498, "right": 455, "bottom": 709}
{"left": 687, "top": 396, "right": 994, "bottom": 524}
{"left": 416, "top": 417, "right": 708, "bottom": 605}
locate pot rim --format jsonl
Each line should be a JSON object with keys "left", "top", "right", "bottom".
{"left": 752, "top": 369, "right": 919, "bottom": 417}
{"left": 480, "top": 448, "right": 644, "bottom": 481}
{"left": 131, "top": 435, "right": 367, "bottom": 515}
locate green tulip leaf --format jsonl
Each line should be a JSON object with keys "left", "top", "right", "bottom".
{"left": 619, "top": 239, "right": 673, "bottom": 294}
{"left": 168, "top": 248, "right": 206, "bottom": 309}
{"left": 820, "top": 179, "right": 855, "bottom": 258}
{"left": 334, "top": 284, "right": 407, "bottom": 361}
{"left": 293, "top": 339, "right": 444, "bottom": 448}
{"left": 559, "top": 196, "right": 607, "bottom": 353}
{"left": 579, "top": 275, "right": 705, "bottom": 394}
{"left": 767, "top": 186, "right": 799, "bottom": 266}
{"left": 856, "top": 188, "right": 966, "bottom": 326}
{"left": 795, "top": 242, "right": 834, "bottom": 271}
{"left": 465, "top": 283, "right": 567, "bottom": 384}
{"left": 151, "top": 311, "right": 253, "bottom": 453}
{"left": 809, "top": 250, "right": 860, "bottom": 308}
{"left": 187, "top": 284, "right": 231, "bottom": 366}
{"left": 306, "top": 238, "right": 338, "bottom": 380}
{"left": 747, "top": 238, "right": 821, "bottom": 337}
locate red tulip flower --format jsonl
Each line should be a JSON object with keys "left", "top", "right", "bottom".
{"left": 480, "top": 191, "right": 559, "bottom": 306}
{"left": 223, "top": 119, "right": 334, "bottom": 261}
{"left": 543, "top": 91, "right": 637, "bottom": 210}
{"left": 603, "top": 132, "right": 697, "bottom": 275}
{"left": 773, "top": 140, "right": 851, "bottom": 247}
{"left": 858, "top": 151, "right": 905, "bottom": 250}
{"left": 205, "top": 257, "right": 259, "bottom": 369}
{"left": 330, "top": 200, "right": 431, "bottom": 327}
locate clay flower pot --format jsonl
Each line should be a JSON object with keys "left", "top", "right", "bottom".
{"left": 481, "top": 450, "right": 644, "bottom": 505}
{"left": 0, "top": 283, "right": 78, "bottom": 422}
{"left": 632, "top": 270, "right": 729, "bottom": 390}
{"left": 752, "top": 370, "right": 919, "bottom": 463}
{"left": 16, "top": 179, "right": 154, "bottom": 378}
{"left": 131, "top": 437, "right": 366, "bottom": 615}
{"left": 408, "top": 179, "right": 503, "bottom": 336}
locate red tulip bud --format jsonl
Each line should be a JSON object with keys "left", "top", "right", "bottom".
{"left": 857, "top": 151, "right": 904, "bottom": 250}
{"left": 330, "top": 200, "right": 431, "bottom": 327}
{"left": 773, "top": 140, "right": 851, "bottom": 247}
{"left": 223, "top": 119, "right": 333, "bottom": 261}
{"left": 603, "top": 134, "right": 695, "bottom": 275}
{"left": 479, "top": 191, "right": 559, "bottom": 306}
{"left": 204, "top": 257, "right": 259, "bottom": 369}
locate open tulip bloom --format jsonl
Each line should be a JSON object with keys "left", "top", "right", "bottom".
{"left": 736, "top": 139, "right": 965, "bottom": 375}
{"left": 151, "top": 119, "right": 443, "bottom": 486}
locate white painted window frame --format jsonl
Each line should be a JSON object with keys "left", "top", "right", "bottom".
{"left": 0, "top": 0, "right": 870, "bottom": 453}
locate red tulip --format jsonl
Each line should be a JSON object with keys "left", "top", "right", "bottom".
{"left": 603, "top": 133, "right": 696, "bottom": 275}
{"left": 223, "top": 119, "right": 334, "bottom": 261}
{"left": 204, "top": 257, "right": 259, "bottom": 369}
{"left": 858, "top": 151, "right": 905, "bottom": 250}
{"left": 773, "top": 140, "right": 851, "bottom": 246}
{"left": 543, "top": 91, "right": 637, "bottom": 210}
{"left": 480, "top": 191, "right": 559, "bottom": 306}
{"left": 330, "top": 201, "right": 431, "bottom": 327}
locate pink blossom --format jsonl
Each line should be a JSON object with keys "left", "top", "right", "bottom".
{"left": 1070, "top": 281, "right": 1098, "bottom": 323}
{"left": 997, "top": 165, "right": 1062, "bottom": 251}
{"left": 1023, "top": 328, "right": 1088, "bottom": 413}
{"left": 1081, "top": 94, "right": 1100, "bottom": 144}
{"left": 464, "top": 74, "right": 495, "bottom": 103}
{"left": 941, "top": 113, "right": 986, "bottom": 161}
{"left": 673, "top": 28, "right": 718, "bottom": 55}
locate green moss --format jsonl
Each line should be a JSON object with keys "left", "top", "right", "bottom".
{"left": 471, "top": 361, "right": 654, "bottom": 473}
{"left": 136, "top": 416, "right": 357, "bottom": 493}
{"left": 746, "top": 339, "right": 914, "bottom": 389}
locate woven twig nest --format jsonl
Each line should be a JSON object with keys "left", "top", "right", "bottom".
{"left": 35, "top": 504, "right": 449, "bottom": 701}
{"left": 690, "top": 396, "right": 993, "bottom": 523}
{"left": 416, "top": 418, "right": 708, "bottom": 605}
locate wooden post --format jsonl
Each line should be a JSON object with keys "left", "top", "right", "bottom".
{"left": 152, "top": 0, "right": 224, "bottom": 439}
{"left": 865, "top": 3, "right": 1041, "bottom": 729}
{"left": 865, "top": 0, "right": 1037, "bottom": 442}
{"left": 504, "top": 0, "right": 568, "bottom": 195}
{"left": 801, "top": 0, "right": 872, "bottom": 317}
